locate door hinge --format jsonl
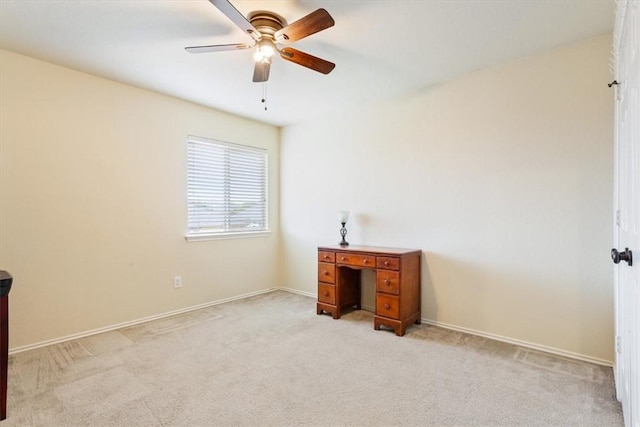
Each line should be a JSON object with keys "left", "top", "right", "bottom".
{"left": 609, "top": 80, "right": 621, "bottom": 101}
{"left": 616, "top": 210, "right": 621, "bottom": 227}
{"left": 616, "top": 335, "right": 622, "bottom": 353}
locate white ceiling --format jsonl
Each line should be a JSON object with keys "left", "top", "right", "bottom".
{"left": 0, "top": 0, "right": 614, "bottom": 127}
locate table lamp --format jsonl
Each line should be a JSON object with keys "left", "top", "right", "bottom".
{"left": 338, "top": 210, "right": 350, "bottom": 247}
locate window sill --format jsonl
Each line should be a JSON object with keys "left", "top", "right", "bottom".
{"left": 185, "top": 230, "right": 271, "bottom": 242}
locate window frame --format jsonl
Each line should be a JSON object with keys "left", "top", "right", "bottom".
{"left": 185, "top": 135, "right": 269, "bottom": 242}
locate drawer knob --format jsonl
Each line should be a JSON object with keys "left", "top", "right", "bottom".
{"left": 341, "top": 256, "right": 346, "bottom": 261}
{"left": 384, "top": 279, "right": 390, "bottom": 286}
{"left": 384, "top": 303, "right": 390, "bottom": 309}
{"left": 384, "top": 261, "right": 389, "bottom": 266}
{"left": 324, "top": 255, "right": 329, "bottom": 260}
{"left": 324, "top": 291, "right": 329, "bottom": 297}
{"left": 323, "top": 271, "right": 329, "bottom": 275}
{"left": 363, "top": 259, "right": 368, "bottom": 263}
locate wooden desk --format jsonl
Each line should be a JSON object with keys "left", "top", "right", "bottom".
{"left": 316, "top": 245, "right": 421, "bottom": 336}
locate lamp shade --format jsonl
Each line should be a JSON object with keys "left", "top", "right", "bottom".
{"left": 338, "top": 211, "right": 350, "bottom": 224}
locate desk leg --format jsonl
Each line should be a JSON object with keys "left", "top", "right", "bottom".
{"left": 1, "top": 296, "right": 8, "bottom": 420}
{"left": 374, "top": 316, "right": 404, "bottom": 336}
{"left": 316, "top": 302, "right": 340, "bottom": 319}
{"left": 374, "top": 313, "right": 422, "bottom": 337}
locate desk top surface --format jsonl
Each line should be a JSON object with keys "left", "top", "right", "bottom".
{"left": 318, "top": 245, "right": 421, "bottom": 256}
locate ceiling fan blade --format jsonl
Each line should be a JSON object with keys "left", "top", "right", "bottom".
{"left": 185, "top": 43, "right": 252, "bottom": 53}
{"left": 280, "top": 48, "right": 335, "bottom": 74}
{"left": 252, "top": 61, "right": 271, "bottom": 83}
{"left": 274, "top": 9, "right": 334, "bottom": 43}
{"left": 208, "top": 0, "right": 260, "bottom": 42}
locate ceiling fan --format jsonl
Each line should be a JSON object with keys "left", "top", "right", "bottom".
{"left": 185, "top": 0, "right": 336, "bottom": 83}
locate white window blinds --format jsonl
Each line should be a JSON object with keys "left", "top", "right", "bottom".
{"left": 187, "top": 136, "right": 268, "bottom": 238}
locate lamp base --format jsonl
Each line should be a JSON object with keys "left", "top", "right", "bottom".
{"left": 339, "top": 223, "right": 348, "bottom": 247}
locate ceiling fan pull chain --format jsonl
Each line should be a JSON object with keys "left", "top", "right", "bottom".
{"left": 262, "top": 81, "right": 268, "bottom": 111}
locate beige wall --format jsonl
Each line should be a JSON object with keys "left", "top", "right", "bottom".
{"left": 0, "top": 34, "right": 615, "bottom": 363}
{"left": 0, "top": 50, "right": 280, "bottom": 349}
{"left": 280, "top": 34, "right": 614, "bottom": 363}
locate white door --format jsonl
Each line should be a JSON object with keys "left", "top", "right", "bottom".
{"left": 613, "top": 1, "right": 640, "bottom": 427}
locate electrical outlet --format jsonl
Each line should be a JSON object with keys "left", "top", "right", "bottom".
{"left": 173, "top": 276, "right": 183, "bottom": 288}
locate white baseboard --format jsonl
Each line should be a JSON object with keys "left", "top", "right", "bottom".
{"left": 276, "top": 287, "right": 613, "bottom": 367}
{"left": 9, "top": 287, "right": 278, "bottom": 355}
{"left": 274, "top": 286, "right": 315, "bottom": 298}
{"left": 419, "top": 318, "right": 613, "bottom": 367}
{"left": 10, "top": 286, "right": 615, "bottom": 367}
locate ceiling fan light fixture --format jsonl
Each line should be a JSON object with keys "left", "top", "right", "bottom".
{"left": 254, "top": 40, "right": 275, "bottom": 62}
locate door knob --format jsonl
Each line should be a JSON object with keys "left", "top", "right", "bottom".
{"left": 611, "top": 248, "right": 633, "bottom": 266}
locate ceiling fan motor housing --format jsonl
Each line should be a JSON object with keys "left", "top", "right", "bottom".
{"left": 248, "top": 11, "right": 286, "bottom": 41}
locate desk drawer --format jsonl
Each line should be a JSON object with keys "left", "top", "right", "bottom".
{"left": 377, "top": 256, "right": 400, "bottom": 270}
{"left": 318, "top": 262, "right": 335, "bottom": 283}
{"left": 376, "top": 270, "right": 400, "bottom": 295}
{"left": 336, "top": 253, "right": 375, "bottom": 268}
{"left": 376, "top": 294, "right": 400, "bottom": 319}
{"left": 318, "top": 251, "right": 335, "bottom": 263}
{"left": 318, "top": 284, "right": 336, "bottom": 305}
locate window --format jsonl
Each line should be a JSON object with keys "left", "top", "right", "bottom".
{"left": 186, "top": 135, "right": 268, "bottom": 240}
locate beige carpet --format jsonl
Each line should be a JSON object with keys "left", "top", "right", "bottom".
{"left": 5, "top": 290, "right": 623, "bottom": 426}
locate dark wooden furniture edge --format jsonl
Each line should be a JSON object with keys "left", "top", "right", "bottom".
{"left": 1, "top": 295, "right": 7, "bottom": 420}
